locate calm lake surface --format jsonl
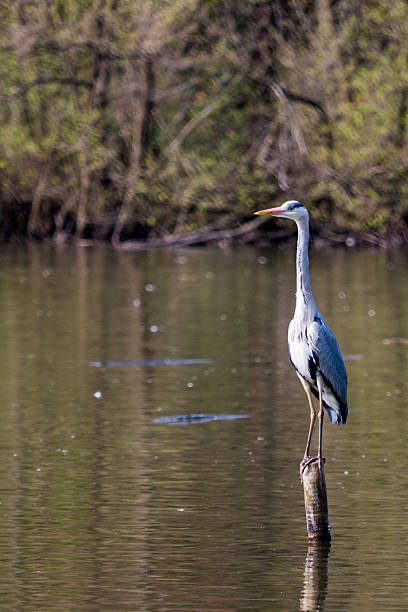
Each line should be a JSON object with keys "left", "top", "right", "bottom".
{"left": 0, "top": 242, "right": 407, "bottom": 610}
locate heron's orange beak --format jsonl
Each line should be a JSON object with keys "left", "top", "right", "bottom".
{"left": 254, "top": 206, "right": 285, "bottom": 216}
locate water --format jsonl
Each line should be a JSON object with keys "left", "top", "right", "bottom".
{"left": 0, "top": 242, "right": 407, "bottom": 610}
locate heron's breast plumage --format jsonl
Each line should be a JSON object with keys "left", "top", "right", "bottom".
{"left": 288, "top": 314, "right": 348, "bottom": 425}
{"left": 288, "top": 324, "right": 313, "bottom": 384}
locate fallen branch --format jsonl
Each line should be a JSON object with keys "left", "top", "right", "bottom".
{"left": 115, "top": 215, "right": 269, "bottom": 249}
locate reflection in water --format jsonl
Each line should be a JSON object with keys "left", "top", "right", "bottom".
{"left": 300, "top": 541, "right": 331, "bottom": 611}
{"left": 152, "top": 413, "right": 249, "bottom": 424}
{"left": 90, "top": 358, "right": 213, "bottom": 367}
{"left": 0, "top": 243, "right": 408, "bottom": 609}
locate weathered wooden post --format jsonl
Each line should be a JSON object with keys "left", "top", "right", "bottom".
{"left": 301, "top": 458, "right": 331, "bottom": 541}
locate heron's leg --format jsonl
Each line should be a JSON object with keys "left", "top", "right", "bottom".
{"left": 303, "top": 386, "right": 316, "bottom": 460}
{"left": 317, "top": 376, "right": 324, "bottom": 467}
{"left": 297, "top": 376, "right": 316, "bottom": 470}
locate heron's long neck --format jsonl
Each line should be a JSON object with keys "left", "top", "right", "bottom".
{"left": 294, "top": 219, "right": 316, "bottom": 321}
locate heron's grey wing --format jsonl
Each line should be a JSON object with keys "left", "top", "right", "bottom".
{"left": 307, "top": 316, "right": 347, "bottom": 408}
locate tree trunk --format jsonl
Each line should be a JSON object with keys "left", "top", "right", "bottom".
{"left": 76, "top": 165, "right": 90, "bottom": 238}
{"left": 111, "top": 58, "right": 151, "bottom": 245}
{"left": 27, "top": 166, "right": 48, "bottom": 236}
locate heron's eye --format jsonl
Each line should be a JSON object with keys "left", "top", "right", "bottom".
{"left": 289, "top": 202, "right": 302, "bottom": 211}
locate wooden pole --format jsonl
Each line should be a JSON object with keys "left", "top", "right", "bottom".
{"left": 301, "top": 458, "right": 331, "bottom": 541}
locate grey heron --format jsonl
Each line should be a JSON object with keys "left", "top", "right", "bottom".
{"left": 254, "top": 200, "right": 348, "bottom": 473}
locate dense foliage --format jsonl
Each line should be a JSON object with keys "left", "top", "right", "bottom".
{"left": 1, "top": 1, "right": 408, "bottom": 245}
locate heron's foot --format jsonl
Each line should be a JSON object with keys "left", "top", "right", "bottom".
{"left": 300, "top": 456, "right": 326, "bottom": 481}
{"left": 299, "top": 455, "right": 311, "bottom": 482}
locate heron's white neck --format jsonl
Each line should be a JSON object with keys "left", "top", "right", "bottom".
{"left": 294, "top": 217, "right": 317, "bottom": 321}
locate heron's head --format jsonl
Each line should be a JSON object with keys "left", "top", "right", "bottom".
{"left": 254, "top": 200, "right": 308, "bottom": 221}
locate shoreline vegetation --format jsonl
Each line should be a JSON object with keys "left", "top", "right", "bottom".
{"left": 1, "top": 2, "right": 408, "bottom": 248}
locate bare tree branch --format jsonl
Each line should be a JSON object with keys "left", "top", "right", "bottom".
{"left": 0, "top": 77, "right": 92, "bottom": 101}
{"left": 161, "top": 73, "right": 242, "bottom": 157}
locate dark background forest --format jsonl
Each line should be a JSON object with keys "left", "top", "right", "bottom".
{"left": 1, "top": 1, "right": 408, "bottom": 247}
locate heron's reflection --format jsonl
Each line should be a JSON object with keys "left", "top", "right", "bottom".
{"left": 300, "top": 541, "right": 331, "bottom": 611}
